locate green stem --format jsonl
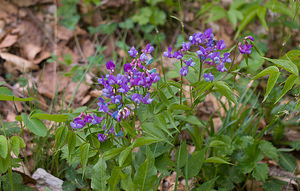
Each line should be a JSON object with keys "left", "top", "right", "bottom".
{"left": 180, "top": 60, "right": 183, "bottom": 104}
{"left": 198, "top": 59, "right": 203, "bottom": 81}
{"left": 178, "top": 0, "right": 185, "bottom": 41}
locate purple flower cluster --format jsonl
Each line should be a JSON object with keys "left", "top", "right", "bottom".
{"left": 163, "top": 28, "right": 234, "bottom": 79}
{"left": 70, "top": 112, "right": 104, "bottom": 129}
{"left": 97, "top": 125, "right": 115, "bottom": 142}
{"left": 203, "top": 73, "right": 214, "bottom": 82}
{"left": 239, "top": 36, "right": 254, "bottom": 54}
{"left": 97, "top": 44, "right": 159, "bottom": 121}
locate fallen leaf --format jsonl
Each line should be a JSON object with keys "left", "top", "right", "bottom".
{"left": 0, "top": 34, "right": 18, "bottom": 48}
{"left": 12, "top": 0, "right": 39, "bottom": 7}
{"left": 0, "top": 52, "right": 38, "bottom": 72}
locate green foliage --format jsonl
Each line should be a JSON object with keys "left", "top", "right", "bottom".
{"left": 21, "top": 113, "right": 47, "bottom": 137}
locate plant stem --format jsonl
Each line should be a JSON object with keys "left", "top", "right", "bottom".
{"left": 180, "top": 60, "right": 183, "bottom": 104}
{"left": 198, "top": 59, "right": 203, "bottom": 81}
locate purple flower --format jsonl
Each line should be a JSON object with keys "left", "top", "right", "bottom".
{"left": 144, "top": 43, "right": 154, "bottom": 53}
{"left": 133, "top": 76, "right": 144, "bottom": 86}
{"left": 238, "top": 42, "right": 253, "bottom": 54}
{"left": 179, "top": 66, "right": 189, "bottom": 76}
{"left": 173, "top": 51, "right": 183, "bottom": 60}
{"left": 140, "top": 53, "right": 148, "bottom": 62}
{"left": 98, "top": 97, "right": 109, "bottom": 113}
{"left": 111, "top": 95, "right": 122, "bottom": 104}
{"left": 216, "top": 62, "right": 227, "bottom": 72}
{"left": 118, "top": 83, "right": 129, "bottom": 93}
{"left": 163, "top": 47, "right": 173, "bottom": 58}
{"left": 184, "top": 58, "right": 195, "bottom": 67}
{"left": 83, "top": 114, "right": 93, "bottom": 123}
{"left": 132, "top": 93, "right": 143, "bottom": 104}
{"left": 106, "top": 60, "right": 115, "bottom": 71}
{"left": 197, "top": 46, "right": 206, "bottom": 58}
{"left": 112, "top": 111, "right": 118, "bottom": 120}
{"left": 142, "top": 93, "right": 153, "bottom": 104}
{"left": 123, "top": 107, "right": 130, "bottom": 119}
{"left": 204, "top": 28, "right": 213, "bottom": 39}
{"left": 128, "top": 46, "right": 138, "bottom": 58}
{"left": 189, "top": 32, "right": 205, "bottom": 45}
{"left": 97, "top": 134, "right": 107, "bottom": 142}
{"left": 124, "top": 63, "right": 132, "bottom": 73}
{"left": 245, "top": 35, "right": 254, "bottom": 41}
{"left": 98, "top": 75, "right": 106, "bottom": 85}
{"left": 222, "top": 53, "right": 232, "bottom": 63}
{"left": 182, "top": 42, "right": 191, "bottom": 51}
{"left": 91, "top": 114, "right": 103, "bottom": 125}
{"left": 216, "top": 40, "right": 226, "bottom": 50}
{"left": 203, "top": 73, "right": 214, "bottom": 82}
{"left": 150, "top": 73, "right": 160, "bottom": 83}
{"left": 70, "top": 117, "right": 86, "bottom": 129}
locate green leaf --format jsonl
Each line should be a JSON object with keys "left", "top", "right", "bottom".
{"left": 185, "top": 115, "right": 202, "bottom": 126}
{"left": 209, "top": 140, "right": 228, "bottom": 147}
{"left": 107, "top": 167, "right": 121, "bottom": 191}
{"left": 175, "top": 141, "right": 188, "bottom": 168}
{"left": 141, "top": 122, "right": 171, "bottom": 145}
{"left": 227, "top": 9, "right": 239, "bottom": 29}
{"left": 0, "top": 153, "right": 9, "bottom": 173}
{"left": 235, "top": 5, "right": 260, "bottom": 39}
{"left": 21, "top": 113, "right": 47, "bottom": 137}
{"left": 257, "top": 6, "right": 268, "bottom": 30}
{"left": 259, "top": 140, "right": 278, "bottom": 161}
{"left": 252, "top": 66, "right": 279, "bottom": 80}
{"left": 121, "top": 174, "right": 135, "bottom": 191}
{"left": 195, "top": 177, "right": 218, "bottom": 191}
{"left": 150, "top": 7, "right": 166, "bottom": 26}
{"left": 0, "top": 135, "right": 8, "bottom": 158}
{"left": 264, "top": 1, "right": 293, "bottom": 18}
{"left": 80, "top": 143, "right": 90, "bottom": 174}
{"left": 134, "top": 147, "right": 157, "bottom": 191}
{"left": 275, "top": 74, "right": 298, "bottom": 104}
{"left": 185, "top": 148, "right": 206, "bottom": 179}
{"left": 213, "top": 81, "right": 237, "bottom": 104}
{"left": 132, "top": 7, "right": 152, "bottom": 25}
{"left": 31, "top": 113, "right": 68, "bottom": 122}
{"left": 91, "top": 157, "right": 107, "bottom": 191}
{"left": 119, "top": 147, "right": 132, "bottom": 167}
{"left": 0, "top": 81, "right": 5, "bottom": 86}
{"left": 252, "top": 163, "right": 269, "bottom": 182}
{"left": 205, "top": 157, "right": 233, "bottom": 165}
{"left": 103, "top": 147, "right": 124, "bottom": 160}
{"left": 119, "top": 19, "right": 134, "bottom": 29}
{"left": 67, "top": 130, "right": 77, "bottom": 157}
{"left": 0, "top": 94, "right": 34, "bottom": 102}
{"left": 54, "top": 126, "right": 68, "bottom": 149}
{"left": 263, "top": 71, "right": 280, "bottom": 102}
{"left": 168, "top": 103, "right": 192, "bottom": 111}
{"left": 262, "top": 57, "right": 299, "bottom": 76}
{"left": 279, "top": 152, "right": 297, "bottom": 172}
{"left": 132, "top": 137, "right": 161, "bottom": 148}
{"left": 10, "top": 136, "right": 20, "bottom": 157}
{"left": 120, "top": 120, "right": 137, "bottom": 137}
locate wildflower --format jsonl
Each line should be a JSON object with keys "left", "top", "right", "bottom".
{"left": 216, "top": 40, "right": 226, "bottom": 50}
{"left": 83, "top": 114, "right": 93, "bottom": 123}
{"left": 216, "top": 62, "right": 227, "bottom": 72}
{"left": 163, "top": 47, "right": 173, "bottom": 58}
{"left": 106, "top": 60, "right": 115, "bottom": 72}
{"left": 111, "top": 95, "right": 122, "bottom": 104}
{"left": 203, "top": 73, "right": 214, "bottom": 82}
{"left": 182, "top": 42, "right": 191, "bottom": 51}
{"left": 144, "top": 43, "right": 154, "bottom": 53}
{"left": 173, "top": 51, "right": 183, "bottom": 60}
{"left": 132, "top": 93, "right": 143, "bottom": 104}
{"left": 70, "top": 118, "right": 85, "bottom": 129}
{"left": 142, "top": 93, "right": 153, "bottom": 104}
{"left": 239, "top": 36, "right": 254, "bottom": 54}
{"left": 140, "top": 53, "right": 148, "bottom": 62}
{"left": 179, "top": 66, "right": 189, "bottom": 76}
{"left": 124, "top": 63, "right": 132, "bottom": 73}
{"left": 183, "top": 58, "right": 195, "bottom": 67}
{"left": 98, "top": 97, "right": 109, "bottom": 113}
{"left": 128, "top": 46, "right": 138, "bottom": 58}
{"left": 91, "top": 114, "right": 103, "bottom": 125}
{"left": 97, "top": 134, "right": 107, "bottom": 142}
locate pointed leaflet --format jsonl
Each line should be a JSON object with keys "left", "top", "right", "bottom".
{"left": 134, "top": 147, "right": 157, "bottom": 191}
{"left": 252, "top": 66, "right": 279, "bottom": 80}
{"left": 31, "top": 113, "right": 68, "bottom": 122}
{"left": 279, "top": 152, "right": 297, "bottom": 172}
{"left": 80, "top": 143, "right": 90, "bottom": 174}
{"left": 131, "top": 137, "right": 161, "bottom": 148}
{"left": 205, "top": 157, "right": 233, "bottom": 165}
{"left": 21, "top": 113, "right": 47, "bottom": 137}
{"left": 119, "top": 147, "right": 132, "bottom": 167}
{"left": 0, "top": 135, "right": 8, "bottom": 158}
{"left": 275, "top": 74, "right": 298, "bottom": 104}
{"left": 91, "top": 157, "right": 107, "bottom": 191}
{"left": 262, "top": 57, "right": 298, "bottom": 76}
{"left": 185, "top": 148, "right": 207, "bottom": 179}
{"left": 263, "top": 71, "right": 280, "bottom": 102}
{"left": 213, "top": 81, "right": 237, "bottom": 104}
{"left": 107, "top": 167, "right": 121, "bottom": 191}
{"left": 257, "top": 6, "right": 268, "bottom": 30}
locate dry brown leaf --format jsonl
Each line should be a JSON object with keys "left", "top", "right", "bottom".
{"left": 56, "top": 25, "right": 86, "bottom": 41}
{"left": 32, "top": 51, "right": 51, "bottom": 64}
{"left": 0, "top": 34, "right": 18, "bottom": 48}
{"left": 81, "top": 95, "right": 91, "bottom": 105}
{"left": 65, "top": 81, "right": 90, "bottom": 103}
{"left": 23, "top": 43, "right": 41, "bottom": 60}
{"left": 90, "top": 90, "right": 102, "bottom": 97}
{"left": 0, "top": 52, "right": 38, "bottom": 72}
{"left": 12, "top": 0, "right": 39, "bottom": 7}
{"left": 80, "top": 38, "right": 95, "bottom": 58}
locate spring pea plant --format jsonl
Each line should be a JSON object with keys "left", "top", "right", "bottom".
{"left": 54, "top": 28, "right": 299, "bottom": 191}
